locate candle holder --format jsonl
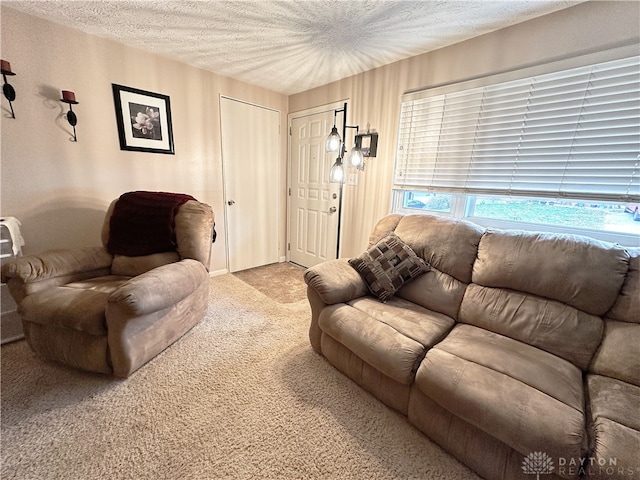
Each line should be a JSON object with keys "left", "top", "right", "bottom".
{"left": 60, "top": 90, "right": 78, "bottom": 142}
{"left": 1, "top": 59, "right": 16, "bottom": 119}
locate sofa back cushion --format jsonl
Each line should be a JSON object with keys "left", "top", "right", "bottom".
{"left": 590, "top": 320, "right": 640, "bottom": 386}
{"left": 472, "top": 230, "right": 629, "bottom": 316}
{"left": 461, "top": 229, "right": 630, "bottom": 369}
{"left": 590, "top": 248, "right": 640, "bottom": 386}
{"left": 459, "top": 284, "right": 603, "bottom": 369}
{"left": 605, "top": 247, "right": 640, "bottom": 325}
{"left": 368, "top": 214, "right": 403, "bottom": 247}
{"left": 111, "top": 252, "right": 180, "bottom": 277}
{"left": 102, "top": 198, "right": 214, "bottom": 270}
{"left": 369, "top": 214, "right": 484, "bottom": 320}
{"left": 396, "top": 269, "right": 468, "bottom": 321}
{"left": 392, "top": 214, "right": 484, "bottom": 284}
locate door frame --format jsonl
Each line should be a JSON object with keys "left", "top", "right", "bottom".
{"left": 287, "top": 100, "right": 350, "bottom": 264}
{"left": 221, "top": 94, "right": 281, "bottom": 272}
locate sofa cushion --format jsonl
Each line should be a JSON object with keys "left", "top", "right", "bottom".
{"left": 347, "top": 296, "right": 456, "bottom": 346}
{"left": 318, "top": 297, "right": 455, "bottom": 385}
{"left": 65, "top": 275, "right": 131, "bottom": 293}
{"left": 459, "top": 284, "right": 603, "bottom": 370}
{"left": 19, "top": 276, "right": 130, "bottom": 336}
{"left": 20, "top": 287, "right": 109, "bottom": 336}
{"left": 367, "top": 213, "right": 403, "bottom": 247}
{"left": 349, "top": 233, "right": 430, "bottom": 302}
{"left": 415, "top": 324, "right": 586, "bottom": 460}
{"left": 396, "top": 266, "right": 467, "bottom": 320}
{"left": 393, "top": 214, "right": 484, "bottom": 284}
{"left": 589, "top": 321, "right": 640, "bottom": 387}
{"left": 111, "top": 252, "right": 180, "bottom": 276}
{"left": 586, "top": 375, "right": 640, "bottom": 478}
{"left": 606, "top": 247, "right": 640, "bottom": 324}
{"left": 472, "top": 230, "right": 629, "bottom": 316}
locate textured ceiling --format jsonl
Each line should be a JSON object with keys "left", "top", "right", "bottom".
{"left": 6, "top": 0, "right": 581, "bottom": 95}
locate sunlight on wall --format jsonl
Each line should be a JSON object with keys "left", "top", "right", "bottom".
{"left": 289, "top": 1, "right": 640, "bottom": 257}
{"left": 0, "top": 7, "right": 288, "bottom": 273}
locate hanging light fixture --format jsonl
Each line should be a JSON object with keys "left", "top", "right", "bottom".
{"left": 325, "top": 102, "right": 359, "bottom": 183}
{"left": 329, "top": 156, "right": 345, "bottom": 184}
{"left": 325, "top": 125, "right": 341, "bottom": 153}
{"left": 347, "top": 145, "right": 364, "bottom": 169}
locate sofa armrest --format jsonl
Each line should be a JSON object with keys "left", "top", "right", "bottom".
{"left": 107, "top": 259, "right": 208, "bottom": 316}
{"left": 304, "top": 258, "right": 368, "bottom": 305}
{"left": 1, "top": 246, "right": 113, "bottom": 283}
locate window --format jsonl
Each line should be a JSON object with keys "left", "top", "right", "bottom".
{"left": 470, "top": 196, "right": 640, "bottom": 235}
{"left": 399, "top": 191, "right": 452, "bottom": 213}
{"left": 392, "top": 49, "right": 640, "bottom": 246}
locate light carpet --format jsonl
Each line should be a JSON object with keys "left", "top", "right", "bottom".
{"left": 232, "top": 262, "right": 306, "bottom": 304}
{"left": 1, "top": 272, "right": 480, "bottom": 480}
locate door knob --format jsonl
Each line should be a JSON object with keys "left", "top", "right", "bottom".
{"left": 227, "top": 200, "right": 235, "bottom": 206}
{"left": 329, "top": 206, "right": 337, "bottom": 213}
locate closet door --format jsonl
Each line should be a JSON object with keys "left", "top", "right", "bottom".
{"left": 221, "top": 97, "right": 280, "bottom": 272}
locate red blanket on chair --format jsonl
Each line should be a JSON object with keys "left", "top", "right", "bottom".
{"left": 107, "top": 191, "right": 195, "bottom": 256}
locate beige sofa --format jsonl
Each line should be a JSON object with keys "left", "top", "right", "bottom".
{"left": 304, "top": 213, "right": 639, "bottom": 480}
{"left": 1, "top": 194, "right": 214, "bottom": 377}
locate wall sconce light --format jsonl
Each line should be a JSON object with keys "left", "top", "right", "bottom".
{"left": 1, "top": 59, "right": 16, "bottom": 119}
{"left": 60, "top": 90, "right": 78, "bottom": 142}
{"left": 355, "top": 132, "right": 378, "bottom": 159}
{"left": 325, "top": 102, "right": 362, "bottom": 183}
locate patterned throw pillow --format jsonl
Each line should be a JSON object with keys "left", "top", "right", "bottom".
{"left": 348, "top": 233, "right": 430, "bottom": 302}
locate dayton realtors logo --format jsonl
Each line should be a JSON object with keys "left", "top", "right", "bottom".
{"left": 523, "top": 452, "right": 640, "bottom": 477}
{"left": 522, "top": 452, "right": 555, "bottom": 479}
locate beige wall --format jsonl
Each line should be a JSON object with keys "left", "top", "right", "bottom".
{"left": 290, "top": 0, "right": 640, "bottom": 257}
{"left": 2, "top": 2, "right": 639, "bottom": 269}
{"left": 0, "top": 7, "right": 288, "bottom": 274}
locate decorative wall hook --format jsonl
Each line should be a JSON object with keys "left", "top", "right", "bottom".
{"left": 1, "top": 59, "right": 16, "bottom": 119}
{"left": 60, "top": 90, "right": 78, "bottom": 142}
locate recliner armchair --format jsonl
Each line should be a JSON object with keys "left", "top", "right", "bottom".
{"left": 1, "top": 192, "right": 215, "bottom": 377}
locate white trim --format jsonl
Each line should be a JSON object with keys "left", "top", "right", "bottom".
{"left": 219, "top": 95, "right": 281, "bottom": 272}
{"left": 209, "top": 268, "right": 229, "bottom": 277}
{"left": 288, "top": 100, "right": 350, "bottom": 119}
{"left": 391, "top": 189, "right": 640, "bottom": 247}
{"left": 286, "top": 100, "right": 350, "bottom": 264}
{"left": 219, "top": 94, "right": 280, "bottom": 113}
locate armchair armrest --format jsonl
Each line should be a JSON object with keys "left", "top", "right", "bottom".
{"left": 304, "top": 258, "right": 368, "bottom": 305}
{"left": 2, "top": 247, "right": 114, "bottom": 303}
{"left": 107, "top": 259, "right": 208, "bottom": 316}
{"left": 1, "top": 246, "right": 113, "bottom": 283}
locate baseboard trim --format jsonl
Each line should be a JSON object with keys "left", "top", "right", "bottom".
{"left": 209, "top": 268, "right": 229, "bottom": 277}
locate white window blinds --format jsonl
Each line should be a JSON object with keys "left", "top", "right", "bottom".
{"left": 395, "top": 55, "right": 640, "bottom": 202}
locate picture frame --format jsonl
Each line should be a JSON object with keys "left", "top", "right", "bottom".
{"left": 112, "top": 84, "right": 174, "bottom": 154}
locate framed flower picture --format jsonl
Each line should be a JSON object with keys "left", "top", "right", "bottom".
{"left": 112, "top": 84, "right": 174, "bottom": 154}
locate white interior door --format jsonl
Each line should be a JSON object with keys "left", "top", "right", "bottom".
{"left": 221, "top": 97, "right": 280, "bottom": 272}
{"left": 288, "top": 107, "right": 342, "bottom": 267}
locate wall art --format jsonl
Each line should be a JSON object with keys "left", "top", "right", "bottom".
{"left": 112, "top": 84, "right": 174, "bottom": 154}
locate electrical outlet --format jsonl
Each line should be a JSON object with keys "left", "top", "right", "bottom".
{"left": 348, "top": 173, "right": 358, "bottom": 186}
